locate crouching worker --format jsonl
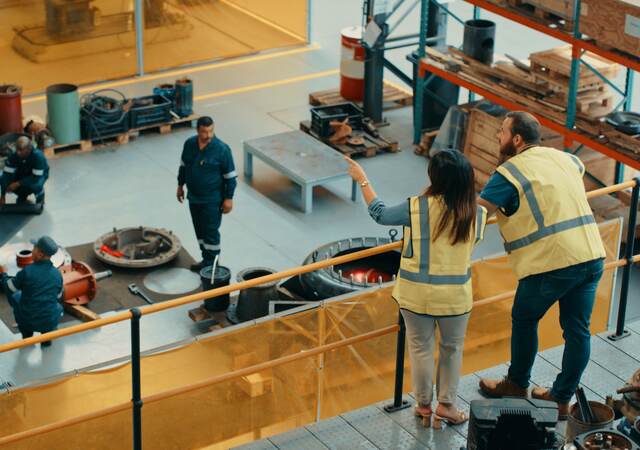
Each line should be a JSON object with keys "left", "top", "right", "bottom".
{"left": 0, "top": 236, "right": 63, "bottom": 347}
{"left": 0, "top": 136, "right": 49, "bottom": 211}
{"left": 346, "top": 150, "right": 487, "bottom": 428}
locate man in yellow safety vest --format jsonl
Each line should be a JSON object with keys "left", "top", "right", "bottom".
{"left": 477, "top": 111, "right": 606, "bottom": 419}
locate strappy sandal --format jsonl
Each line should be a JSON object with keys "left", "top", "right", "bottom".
{"left": 414, "top": 404, "right": 433, "bottom": 428}
{"left": 433, "top": 405, "right": 468, "bottom": 429}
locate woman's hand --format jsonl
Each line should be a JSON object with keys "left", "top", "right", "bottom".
{"left": 345, "top": 156, "right": 367, "bottom": 184}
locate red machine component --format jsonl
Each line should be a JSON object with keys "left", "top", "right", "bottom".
{"left": 342, "top": 268, "right": 394, "bottom": 284}
{"left": 59, "top": 261, "right": 98, "bottom": 305}
{"left": 0, "top": 84, "right": 22, "bottom": 135}
{"left": 16, "top": 250, "right": 33, "bottom": 268}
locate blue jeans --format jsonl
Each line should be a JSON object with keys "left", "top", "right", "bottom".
{"left": 507, "top": 258, "right": 604, "bottom": 402}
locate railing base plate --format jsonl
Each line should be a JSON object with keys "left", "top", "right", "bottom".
{"left": 607, "top": 329, "right": 631, "bottom": 341}
{"left": 383, "top": 400, "right": 411, "bottom": 413}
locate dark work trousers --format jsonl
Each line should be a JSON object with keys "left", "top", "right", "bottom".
{"left": 189, "top": 201, "right": 222, "bottom": 264}
{"left": 507, "top": 258, "right": 605, "bottom": 402}
{"left": 15, "top": 180, "right": 46, "bottom": 203}
{"left": 8, "top": 292, "right": 59, "bottom": 338}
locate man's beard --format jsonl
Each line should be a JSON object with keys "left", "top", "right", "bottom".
{"left": 498, "top": 141, "right": 518, "bottom": 165}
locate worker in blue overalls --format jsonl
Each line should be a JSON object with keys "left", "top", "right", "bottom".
{"left": 177, "top": 116, "right": 237, "bottom": 272}
{"left": 0, "top": 136, "right": 49, "bottom": 211}
{"left": 0, "top": 236, "right": 64, "bottom": 347}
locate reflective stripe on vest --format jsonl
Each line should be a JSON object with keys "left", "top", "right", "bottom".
{"left": 500, "top": 160, "right": 596, "bottom": 253}
{"left": 398, "top": 196, "right": 471, "bottom": 285}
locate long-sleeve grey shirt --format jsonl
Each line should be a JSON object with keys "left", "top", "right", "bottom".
{"left": 368, "top": 198, "right": 410, "bottom": 226}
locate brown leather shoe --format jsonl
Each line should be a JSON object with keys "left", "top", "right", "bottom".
{"left": 479, "top": 377, "right": 527, "bottom": 398}
{"left": 531, "top": 387, "right": 569, "bottom": 420}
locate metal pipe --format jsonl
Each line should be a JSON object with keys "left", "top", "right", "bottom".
{"left": 130, "top": 308, "right": 143, "bottom": 450}
{"left": 624, "top": 68, "right": 635, "bottom": 112}
{"left": 386, "top": 32, "right": 420, "bottom": 42}
{"left": 413, "top": 0, "right": 429, "bottom": 144}
{"left": 384, "top": 313, "right": 410, "bottom": 412}
{"left": 610, "top": 178, "right": 640, "bottom": 340}
{"left": 388, "top": 0, "right": 420, "bottom": 35}
{"left": 383, "top": 58, "right": 413, "bottom": 86}
{"left": 134, "top": 0, "right": 144, "bottom": 77}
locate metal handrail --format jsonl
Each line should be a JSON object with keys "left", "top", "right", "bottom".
{"left": 0, "top": 180, "right": 636, "bottom": 353}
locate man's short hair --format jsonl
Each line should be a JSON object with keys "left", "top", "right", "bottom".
{"left": 197, "top": 116, "right": 214, "bottom": 129}
{"left": 506, "top": 111, "right": 541, "bottom": 145}
{"left": 16, "top": 136, "right": 33, "bottom": 151}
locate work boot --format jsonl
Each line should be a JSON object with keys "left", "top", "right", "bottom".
{"left": 41, "top": 340, "right": 52, "bottom": 348}
{"left": 531, "top": 387, "right": 569, "bottom": 420}
{"left": 479, "top": 377, "right": 527, "bottom": 398}
{"left": 190, "top": 260, "right": 206, "bottom": 272}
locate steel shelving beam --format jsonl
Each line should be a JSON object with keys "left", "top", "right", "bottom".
{"left": 419, "top": 60, "right": 640, "bottom": 170}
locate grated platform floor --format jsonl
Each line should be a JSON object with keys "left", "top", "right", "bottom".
{"left": 234, "top": 320, "right": 640, "bottom": 449}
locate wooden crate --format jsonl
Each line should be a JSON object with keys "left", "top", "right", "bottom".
{"left": 519, "top": 0, "right": 575, "bottom": 20}
{"left": 508, "top": 0, "right": 575, "bottom": 29}
{"left": 580, "top": 0, "right": 640, "bottom": 58}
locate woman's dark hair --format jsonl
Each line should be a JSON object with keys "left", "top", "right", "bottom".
{"left": 425, "top": 150, "right": 477, "bottom": 245}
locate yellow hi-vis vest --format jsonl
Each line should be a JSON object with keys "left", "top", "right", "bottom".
{"left": 496, "top": 146, "right": 606, "bottom": 280}
{"left": 392, "top": 195, "right": 488, "bottom": 316}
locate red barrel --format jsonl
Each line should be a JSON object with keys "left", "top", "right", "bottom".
{"left": 339, "top": 27, "right": 365, "bottom": 101}
{"left": 0, "top": 85, "right": 23, "bottom": 135}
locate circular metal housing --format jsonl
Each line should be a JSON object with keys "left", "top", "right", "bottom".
{"left": 93, "top": 227, "right": 181, "bottom": 268}
{"left": 298, "top": 236, "right": 400, "bottom": 300}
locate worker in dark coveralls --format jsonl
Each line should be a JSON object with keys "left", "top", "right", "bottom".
{"left": 0, "top": 236, "right": 64, "bottom": 347}
{"left": 0, "top": 136, "right": 49, "bottom": 209}
{"left": 177, "top": 116, "right": 237, "bottom": 272}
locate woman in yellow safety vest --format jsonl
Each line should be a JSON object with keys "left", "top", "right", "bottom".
{"left": 346, "top": 150, "right": 487, "bottom": 429}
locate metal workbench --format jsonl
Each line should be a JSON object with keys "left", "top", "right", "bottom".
{"left": 243, "top": 130, "right": 358, "bottom": 214}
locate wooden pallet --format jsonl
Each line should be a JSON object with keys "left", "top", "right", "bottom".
{"left": 299, "top": 120, "right": 398, "bottom": 158}
{"left": 43, "top": 114, "right": 199, "bottom": 159}
{"left": 308, "top": 81, "right": 413, "bottom": 110}
{"left": 529, "top": 47, "right": 621, "bottom": 93}
{"left": 507, "top": 0, "right": 574, "bottom": 30}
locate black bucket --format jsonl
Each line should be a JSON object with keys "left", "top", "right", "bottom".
{"left": 462, "top": 19, "right": 496, "bottom": 65}
{"left": 236, "top": 267, "right": 279, "bottom": 322}
{"left": 200, "top": 265, "right": 231, "bottom": 312}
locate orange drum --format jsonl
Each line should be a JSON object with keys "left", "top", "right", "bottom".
{"left": 339, "top": 26, "right": 365, "bottom": 101}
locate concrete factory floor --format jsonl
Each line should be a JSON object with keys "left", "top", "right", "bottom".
{"left": 234, "top": 320, "right": 640, "bottom": 450}
{"left": 1, "top": 0, "right": 639, "bottom": 390}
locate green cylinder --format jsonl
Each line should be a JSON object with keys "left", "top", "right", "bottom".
{"left": 46, "top": 84, "right": 80, "bottom": 145}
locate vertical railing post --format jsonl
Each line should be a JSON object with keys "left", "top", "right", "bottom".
{"left": 130, "top": 308, "right": 143, "bottom": 450}
{"left": 134, "top": 0, "right": 145, "bottom": 77}
{"left": 609, "top": 178, "right": 640, "bottom": 341}
{"left": 384, "top": 312, "right": 410, "bottom": 412}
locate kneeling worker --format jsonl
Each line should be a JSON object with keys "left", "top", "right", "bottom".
{"left": 0, "top": 236, "right": 64, "bottom": 346}
{"left": 0, "top": 136, "right": 49, "bottom": 210}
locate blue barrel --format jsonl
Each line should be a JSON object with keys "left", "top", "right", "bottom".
{"left": 47, "top": 84, "right": 81, "bottom": 144}
{"left": 174, "top": 78, "right": 193, "bottom": 117}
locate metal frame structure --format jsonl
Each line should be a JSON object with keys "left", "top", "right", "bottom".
{"left": 414, "top": 0, "right": 638, "bottom": 181}
{"left": 361, "top": 0, "right": 445, "bottom": 123}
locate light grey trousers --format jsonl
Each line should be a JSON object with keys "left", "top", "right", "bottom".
{"left": 401, "top": 309, "right": 470, "bottom": 406}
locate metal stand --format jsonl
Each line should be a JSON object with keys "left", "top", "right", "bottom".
{"left": 609, "top": 178, "right": 640, "bottom": 341}
{"left": 384, "top": 313, "right": 410, "bottom": 412}
{"left": 130, "top": 308, "right": 143, "bottom": 450}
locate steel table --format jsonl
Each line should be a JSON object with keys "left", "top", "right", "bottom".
{"left": 243, "top": 131, "right": 358, "bottom": 214}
